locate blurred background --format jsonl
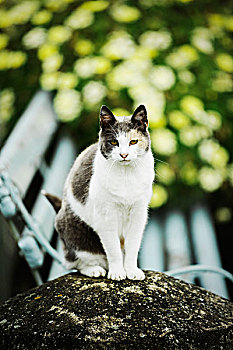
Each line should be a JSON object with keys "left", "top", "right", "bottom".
{"left": 0, "top": 0, "right": 232, "bottom": 300}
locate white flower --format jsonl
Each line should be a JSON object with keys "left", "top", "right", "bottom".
{"left": 57, "top": 72, "right": 78, "bottom": 90}
{"left": 168, "top": 110, "right": 190, "bottom": 129}
{"left": 180, "top": 162, "right": 198, "bottom": 185}
{"left": 40, "top": 72, "right": 59, "bottom": 91}
{"left": 74, "top": 56, "right": 111, "bottom": 78}
{"left": 211, "top": 72, "right": 233, "bottom": 93}
{"left": 129, "top": 83, "right": 157, "bottom": 101}
{"left": 178, "top": 70, "right": 196, "bottom": 84}
{"left": 81, "top": 1, "right": 109, "bottom": 12}
{"left": 150, "top": 184, "right": 168, "bottom": 208}
{"left": 150, "top": 65, "right": 176, "bottom": 91}
{"left": 107, "top": 61, "right": 146, "bottom": 89}
{"left": 128, "top": 84, "right": 166, "bottom": 125}
{"left": 179, "top": 126, "right": 211, "bottom": 147}
{"left": 156, "top": 163, "right": 175, "bottom": 185}
{"left": 47, "top": 25, "right": 71, "bottom": 44}
{"left": 3, "top": 1, "right": 39, "bottom": 27}
{"left": 74, "top": 57, "right": 96, "bottom": 78}
{"left": 180, "top": 95, "right": 204, "bottom": 114}
{"left": 101, "top": 31, "right": 136, "bottom": 60}
{"left": 42, "top": 53, "right": 63, "bottom": 72}
{"left": 191, "top": 27, "right": 214, "bottom": 54}
{"left": 139, "top": 30, "right": 172, "bottom": 51}
{"left": 198, "top": 139, "right": 229, "bottom": 168}
{"left": 65, "top": 8, "right": 94, "bottom": 29}
{"left": 206, "top": 110, "right": 222, "bottom": 130}
{"left": 151, "top": 128, "right": 177, "bottom": 155}
{"left": 54, "top": 89, "right": 82, "bottom": 122}
{"left": 110, "top": 5, "right": 141, "bottom": 23}
{"left": 23, "top": 28, "right": 47, "bottom": 49}
{"left": 198, "top": 139, "right": 219, "bottom": 162}
{"left": 166, "top": 45, "right": 198, "bottom": 70}
{"left": 199, "top": 167, "right": 224, "bottom": 192}
{"left": 83, "top": 81, "right": 107, "bottom": 106}
{"left": 216, "top": 53, "right": 233, "bottom": 73}
{"left": 0, "top": 88, "right": 15, "bottom": 122}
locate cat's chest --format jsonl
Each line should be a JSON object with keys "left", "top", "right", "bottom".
{"left": 91, "top": 163, "right": 153, "bottom": 205}
{"left": 113, "top": 171, "right": 145, "bottom": 195}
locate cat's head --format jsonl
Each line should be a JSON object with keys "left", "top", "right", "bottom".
{"left": 99, "top": 105, "right": 150, "bottom": 164}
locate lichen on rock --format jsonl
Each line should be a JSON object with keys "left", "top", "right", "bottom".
{"left": 0, "top": 271, "right": 232, "bottom": 349}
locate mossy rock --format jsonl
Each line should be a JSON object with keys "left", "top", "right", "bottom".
{"left": 0, "top": 271, "right": 232, "bottom": 349}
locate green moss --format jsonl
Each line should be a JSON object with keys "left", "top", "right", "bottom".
{"left": 0, "top": 271, "right": 232, "bottom": 349}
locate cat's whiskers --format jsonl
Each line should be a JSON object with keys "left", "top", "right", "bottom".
{"left": 154, "top": 157, "right": 168, "bottom": 165}
{"left": 154, "top": 169, "right": 164, "bottom": 181}
{"left": 133, "top": 157, "right": 144, "bottom": 170}
{"left": 105, "top": 159, "right": 117, "bottom": 184}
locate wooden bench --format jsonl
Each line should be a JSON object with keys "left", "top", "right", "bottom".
{"left": 0, "top": 91, "right": 76, "bottom": 285}
{"left": 139, "top": 207, "right": 232, "bottom": 299}
{"left": 0, "top": 91, "right": 232, "bottom": 299}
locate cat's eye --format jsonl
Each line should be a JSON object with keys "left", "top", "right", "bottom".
{"left": 129, "top": 139, "right": 138, "bottom": 145}
{"left": 110, "top": 140, "right": 118, "bottom": 146}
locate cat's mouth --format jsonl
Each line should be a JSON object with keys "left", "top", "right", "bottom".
{"left": 120, "top": 159, "right": 131, "bottom": 164}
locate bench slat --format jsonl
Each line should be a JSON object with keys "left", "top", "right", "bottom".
{"left": 26, "top": 136, "right": 76, "bottom": 243}
{"left": 139, "top": 216, "right": 165, "bottom": 272}
{"left": 164, "top": 210, "right": 193, "bottom": 283}
{"left": 0, "top": 91, "right": 57, "bottom": 196}
{"left": 190, "top": 204, "right": 229, "bottom": 299}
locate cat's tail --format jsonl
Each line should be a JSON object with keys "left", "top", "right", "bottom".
{"left": 41, "top": 190, "right": 62, "bottom": 213}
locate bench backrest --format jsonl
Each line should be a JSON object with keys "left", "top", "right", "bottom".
{"left": 0, "top": 91, "right": 76, "bottom": 285}
{"left": 139, "top": 206, "right": 230, "bottom": 299}
{"left": 0, "top": 91, "right": 58, "bottom": 196}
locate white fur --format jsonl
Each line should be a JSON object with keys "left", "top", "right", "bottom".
{"left": 65, "top": 133, "right": 154, "bottom": 280}
{"left": 64, "top": 251, "right": 107, "bottom": 278}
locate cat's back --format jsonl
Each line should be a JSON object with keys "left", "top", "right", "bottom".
{"left": 65, "top": 143, "right": 98, "bottom": 205}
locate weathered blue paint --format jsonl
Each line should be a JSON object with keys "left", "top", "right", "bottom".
{"left": 18, "top": 234, "right": 44, "bottom": 269}
{"left": 0, "top": 175, "right": 17, "bottom": 218}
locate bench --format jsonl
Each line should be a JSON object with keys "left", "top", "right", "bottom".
{"left": 0, "top": 91, "right": 76, "bottom": 286}
{"left": 0, "top": 91, "right": 232, "bottom": 299}
{"left": 139, "top": 207, "right": 232, "bottom": 299}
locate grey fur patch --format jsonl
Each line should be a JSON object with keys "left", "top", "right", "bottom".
{"left": 55, "top": 202, "right": 105, "bottom": 260}
{"left": 71, "top": 143, "right": 98, "bottom": 204}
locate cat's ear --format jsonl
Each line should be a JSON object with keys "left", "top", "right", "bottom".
{"left": 131, "top": 105, "right": 148, "bottom": 129}
{"left": 100, "top": 105, "right": 116, "bottom": 129}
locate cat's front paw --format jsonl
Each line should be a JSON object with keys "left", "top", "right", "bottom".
{"left": 108, "top": 267, "right": 126, "bottom": 281}
{"left": 80, "top": 266, "right": 106, "bottom": 278}
{"left": 125, "top": 267, "right": 145, "bottom": 280}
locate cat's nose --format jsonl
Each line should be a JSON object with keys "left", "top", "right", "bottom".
{"left": 120, "top": 153, "right": 128, "bottom": 159}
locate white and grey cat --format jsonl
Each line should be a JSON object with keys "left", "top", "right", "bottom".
{"left": 46, "top": 105, "right": 154, "bottom": 280}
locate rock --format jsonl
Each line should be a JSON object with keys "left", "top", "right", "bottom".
{"left": 0, "top": 271, "right": 232, "bottom": 349}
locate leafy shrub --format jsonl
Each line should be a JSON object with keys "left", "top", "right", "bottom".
{"left": 0, "top": 0, "right": 232, "bottom": 212}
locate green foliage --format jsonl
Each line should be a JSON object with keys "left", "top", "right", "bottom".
{"left": 0, "top": 0, "right": 233, "bottom": 210}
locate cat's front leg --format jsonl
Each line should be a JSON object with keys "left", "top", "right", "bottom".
{"left": 124, "top": 205, "right": 148, "bottom": 280}
{"left": 93, "top": 206, "right": 126, "bottom": 281}
{"left": 102, "top": 234, "right": 126, "bottom": 281}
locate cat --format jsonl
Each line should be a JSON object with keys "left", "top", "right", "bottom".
{"left": 45, "top": 104, "right": 154, "bottom": 280}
